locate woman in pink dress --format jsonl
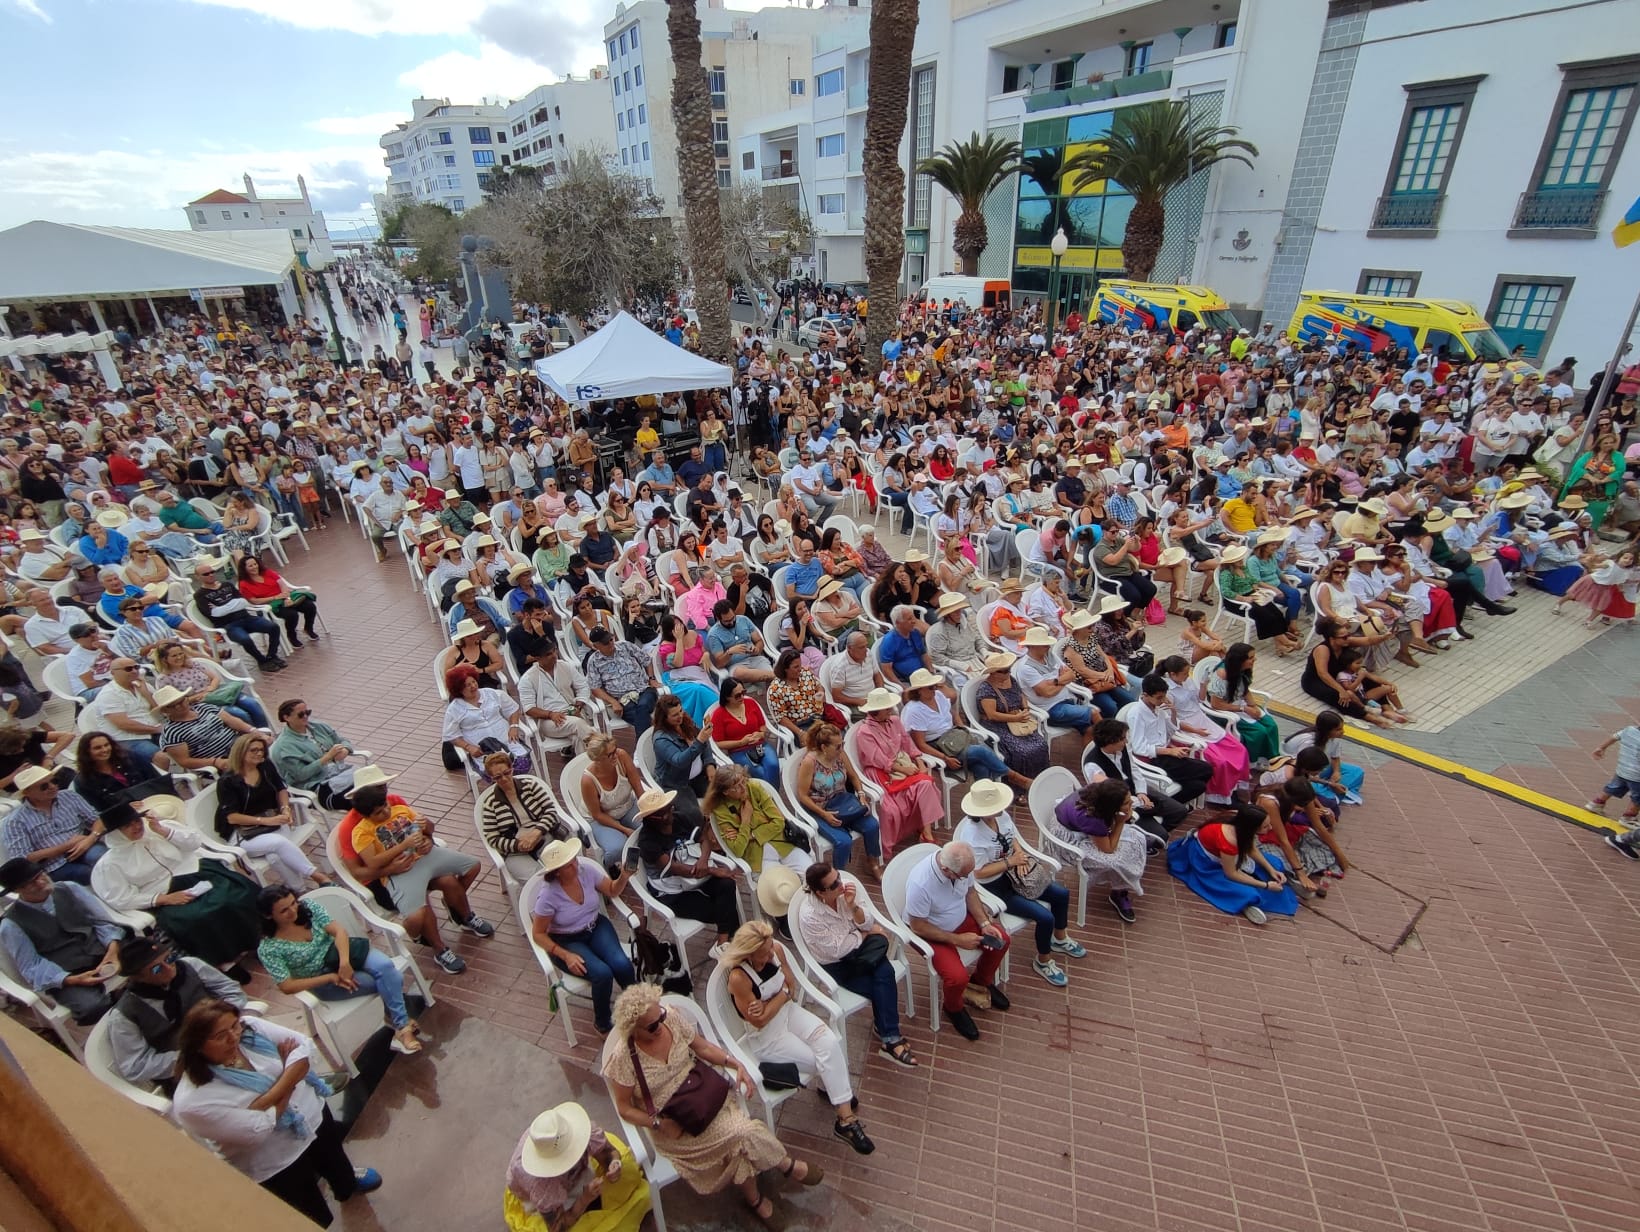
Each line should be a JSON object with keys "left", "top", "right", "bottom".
{"left": 853, "top": 689, "right": 943, "bottom": 854}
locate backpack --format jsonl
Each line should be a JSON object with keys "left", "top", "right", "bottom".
{"left": 629, "top": 924, "right": 692, "bottom": 996}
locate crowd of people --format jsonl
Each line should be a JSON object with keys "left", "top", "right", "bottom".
{"left": 2, "top": 254, "right": 1638, "bottom": 1230}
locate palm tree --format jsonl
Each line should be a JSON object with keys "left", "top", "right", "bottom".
{"left": 667, "top": 0, "right": 732, "bottom": 360}
{"left": 1019, "top": 148, "right": 1072, "bottom": 242}
{"left": 1062, "top": 100, "right": 1257, "bottom": 281}
{"left": 862, "top": 0, "right": 920, "bottom": 352}
{"left": 917, "top": 132, "right": 1022, "bottom": 276}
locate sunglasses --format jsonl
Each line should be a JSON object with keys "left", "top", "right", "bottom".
{"left": 640, "top": 1008, "right": 668, "bottom": 1035}
{"left": 293, "top": 708, "right": 312, "bottom": 718}
{"left": 146, "top": 952, "right": 177, "bottom": 975}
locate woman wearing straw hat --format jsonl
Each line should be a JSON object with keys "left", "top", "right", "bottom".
{"left": 853, "top": 688, "right": 945, "bottom": 854}
{"left": 634, "top": 787, "right": 742, "bottom": 949}
{"left": 503, "top": 1100, "right": 648, "bottom": 1232}
{"left": 954, "top": 781, "right": 1083, "bottom": 987}
{"left": 718, "top": 919, "right": 875, "bottom": 1156}
{"left": 442, "top": 617, "right": 509, "bottom": 692}
{"left": 602, "top": 982, "right": 822, "bottom": 1222}
{"left": 529, "top": 838, "right": 636, "bottom": 1036}
{"left": 1218, "top": 544, "right": 1300, "bottom": 654}
{"left": 973, "top": 651, "right": 1051, "bottom": 779}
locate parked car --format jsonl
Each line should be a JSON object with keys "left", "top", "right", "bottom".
{"left": 798, "top": 316, "right": 854, "bottom": 348}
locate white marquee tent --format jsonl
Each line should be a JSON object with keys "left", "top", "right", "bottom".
{"left": 532, "top": 311, "right": 732, "bottom": 404}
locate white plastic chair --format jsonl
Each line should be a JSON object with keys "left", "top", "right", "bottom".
{"left": 518, "top": 864, "right": 639, "bottom": 1046}
{"left": 787, "top": 872, "right": 914, "bottom": 1052}
{"left": 83, "top": 994, "right": 269, "bottom": 1117}
{"left": 183, "top": 783, "right": 317, "bottom": 885}
{"left": 704, "top": 944, "right": 841, "bottom": 1131}
{"left": 0, "top": 936, "right": 86, "bottom": 1059}
{"left": 1028, "top": 767, "right": 1091, "bottom": 926}
{"left": 619, "top": 832, "right": 720, "bottom": 968}
{"left": 291, "top": 886, "right": 437, "bottom": 1076}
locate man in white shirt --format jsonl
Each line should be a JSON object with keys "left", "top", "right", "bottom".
{"left": 22, "top": 590, "right": 76, "bottom": 656}
{"left": 450, "top": 426, "right": 486, "bottom": 503}
{"left": 15, "top": 531, "right": 71, "bottom": 583}
{"left": 518, "top": 645, "right": 595, "bottom": 746}
{"left": 1122, "top": 677, "right": 1213, "bottom": 800}
{"left": 1014, "top": 628, "right": 1095, "bottom": 738}
{"left": 359, "top": 474, "right": 406, "bottom": 562}
{"left": 85, "top": 659, "right": 171, "bottom": 766}
{"left": 902, "top": 841, "right": 1009, "bottom": 1040}
{"left": 790, "top": 448, "right": 839, "bottom": 520}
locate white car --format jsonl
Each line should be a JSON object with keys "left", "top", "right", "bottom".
{"left": 798, "top": 316, "right": 854, "bottom": 348}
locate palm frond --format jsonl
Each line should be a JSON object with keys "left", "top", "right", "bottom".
{"left": 1062, "top": 100, "right": 1258, "bottom": 201}
{"left": 917, "top": 131, "right": 1023, "bottom": 211}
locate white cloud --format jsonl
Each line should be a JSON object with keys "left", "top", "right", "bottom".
{"left": 178, "top": 0, "right": 453, "bottom": 37}
{"left": 0, "top": 142, "right": 385, "bottom": 230}
{"left": 306, "top": 111, "right": 408, "bottom": 137}
{"left": 396, "top": 43, "right": 575, "bottom": 103}
{"left": 6, "top": 0, "right": 50, "bottom": 21}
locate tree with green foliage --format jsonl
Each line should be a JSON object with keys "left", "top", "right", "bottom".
{"left": 1061, "top": 100, "right": 1257, "bottom": 281}
{"left": 916, "top": 131, "right": 1022, "bottom": 276}
{"left": 378, "top": 202, "right": 460, "bottom": 283}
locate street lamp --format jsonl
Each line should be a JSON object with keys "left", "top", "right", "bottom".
{"left": 1047, "top": 226, "right": 1068, "bottom": 338}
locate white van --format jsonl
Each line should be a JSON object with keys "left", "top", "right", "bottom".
{"left": 917, "top": 276, "right": 1011, "bottom": 313}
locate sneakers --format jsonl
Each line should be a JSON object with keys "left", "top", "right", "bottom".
{"left": 432, "top": 947, "right": 467, "bottom": 974}
{"left": 834, "top": 1118, "right": 876, "bottom": 1155}
{"left": 453, "top": 912, "right": 495, "bottom": 937}
{"left": 1241, "top": 905, "right": 1268, "bottom": 926}
{"left": 1606, "top": 833, "right": 1640, "bottom": 861}
{"left": 351, "top": 1167, "right": 383, "bottom": 1196}
{"left": 1586, "top": 799, "right": 1608, "bottom": 815}
{"left": 1050, "top": 936, "right": 1087, "bottom": 958}
{"left": 1033, "top": 957, "right": 1068, "bottom": 987}
{"left": 1108, "top": 890, "right": 1137, "bottom": 925}
{"left": 946, "top": 1008, "right": 980, "bottom": 1040}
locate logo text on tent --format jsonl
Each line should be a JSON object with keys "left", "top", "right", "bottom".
{"left": 574, "top": 384, "right": 604, "bottom": 401}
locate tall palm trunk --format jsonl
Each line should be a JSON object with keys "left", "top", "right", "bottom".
{"left": 863, "top": 0, "right": 920, "bottom": 353}
{"left": 668, "top": 0, "right": 732, "bottom": 361}
{"left": 1120, "top": 195, "right": 1167, "bottom": 282}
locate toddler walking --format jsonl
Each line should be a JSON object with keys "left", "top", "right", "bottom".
{"left": 1591, "top": 723, "right": 1640, "bottom": 859}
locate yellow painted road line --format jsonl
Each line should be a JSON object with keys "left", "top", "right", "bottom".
{"left": 1265, "top": 699, "right": 1625, "bottom": 835}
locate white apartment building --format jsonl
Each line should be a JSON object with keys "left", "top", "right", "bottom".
{"left": 604, "top": 0, "right": 869, "bottom": 217}
{"left": 502, "top": 73, "right": 619, "bottom": 177}
{"left": 184, "top": 174, "right": 334, "bottom": 265}
{"left": 379, "top": 98, "right": 510, "bottom": 215}
{"left": 1270, "top": 0, "right": 1639, "bottom": 366}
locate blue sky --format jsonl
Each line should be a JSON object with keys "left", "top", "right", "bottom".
{"left": 0, "top": 0, "right": 778, "bottom": 232}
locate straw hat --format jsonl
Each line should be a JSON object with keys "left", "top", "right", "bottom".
{"left": 862, "top": 687, "right": 900, "bottom": 713}
{"left": 635, "top": 787, "right": 677, "bottom": 817}
{"left": 1354, "top": 548, "right": 1385, "bottom": 563}
{"left": 13, "top": 765, "right": 55, "bottom": 793}
{"left": 518, "top": 1104, "right": 593, "bottom": 1179}
{"left": 508, "top": 562, "right": 534, "bottom": 579}
{"left": 963, "top": 780, "right": 1015, "bottom": 818}
{"left": 1158, "top": 545, "right": 1188, "bottom": 568}
{"left": 1065, "top": 609, "right": 1096, "bottom": 633}
{"left": 982, "top": 651, "right": 1017, "bottom": 674}
{"left": 999, "top": 577, "right": 1024, "bottom": 595}
{"left": 756, "top": 865, "right": 803, "bottom": 917}
{"left": 151, "top": 685, "right": 189, "bottom": 709}
{"left": 444, "top": 489, "right": 462, "bottom": 501}
{"left": 1256, "top": 528, "right": 1291, "bottom": 547}
{"left": 473, "top": 512, "right": 493, "bottom": 525}
{"left": 1359, "top": 498, "right": 1389, "bottom": 517}
{"left": 450, "top": 618, "right": 483, "bottom": 642}
{"left": 774, "top": 519, "right": 792, "bottom": 535}
{"left": 1022, "top": 626, "right": 1056, "bottom": 647}
{"left": 537, "top": 837, "right": 583, "bottom": 874}
{"left": 1547, "top": 526, "right": 1580, "bottom": 539}
{"left": 95, "top": 508, "right": 129, "bottom": 528}
{"left": 815, "top": 577, "right": 842, "bottom": 602}
{"left": 18, "top": 528, "right": 44, "bottom": 542}
{"left": 1496, "top": 492, "right": 1532, "bottom": 509}
{"left": 1559, "top": 495, "right": 1588, "bottom": 510}
{"left": 906, "top": 668, "right": 942, "bottom": 691}
{"left": 345, "top": 765, "right": 397, "bottom": 796}
{"left": 454, "top": 580, "right": 477, "bottom": 595}
{"left": 472, "top": 534, "right": 496, "bottom": 549}
{"left": 1097, "top": 594, "right": 1132, "bottom": 614}
{"left": 1423, "top": 512, "right": 1454, "bottom": 532}
{"left": 904, "top": 549, "right": 928, "bottom": 564}
{"left": 1220, "top": 544, "right": 1249, "bottom": 565}
{"left": 1358, "top": 611, "right": 1390, "bottom": 637}
{"left": 1289, "top": 508, "right": 1320, "bottom": 523}
{"left": 935, "top": 592, "right": 969, "bottom": 615}
{"left": 1452, "top": 508, "right": 1479, "bottom": 520}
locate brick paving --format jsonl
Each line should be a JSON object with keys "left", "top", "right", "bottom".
{"left": 244, "top": 521, "right": 1640, "bottom": 1232}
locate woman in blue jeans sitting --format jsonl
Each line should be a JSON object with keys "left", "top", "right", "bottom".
{"left": 709, "top": 677, "right": 781, "bottom": 787}
{"left": 794, "top": 722, "right": 884, "bottom": 876}
{"left": 952, "top": 780, "right": 1086, "bottom": 988}
{"left": 528, "top": 837, "right": 637, "bottom": 1035}
{"left": 256, "top": 885, "right": 426, "bottom": 1057}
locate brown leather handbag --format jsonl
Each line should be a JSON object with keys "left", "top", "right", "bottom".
{"left": 628, "top": 1039, "right": 731, "bottom": 1137}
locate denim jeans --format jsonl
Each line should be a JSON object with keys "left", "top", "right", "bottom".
{"left": 225, "top": 696, "right": 270, "bottom": 728}
{"left": 273, "top": 489, "right": 309, "bottom": 532}
{"left": 1275, "top": 582, "right": 1303, "bottom": 622}
{"left": 1090, "top": 686, "right": 1136, "bottom": 719}
{"left": 704, "top": 442, "right": 728, "bottom": 473}
{"left": 220, "top": 613, "right": 283, "bottom": 664}
{"left": 117, "top": 738, "right": 162, "bottom": 764}
{"left": 731, "top": 742, "right": 781, "bottom": 788}
{"left": 50, "top": 844, "right": 107, "bottom": 886}
{"left": 964, "top": 742, "right": 1009, "bottom": 780}
{"left": 311, "top": 948, "right": 410, "bottom": 1029}
{"left": 987, "top": 877, "right": 1070, "bottom": 956}
{"left": 1047, "top": 700, "right": 1095, "bottom": 734}
{"left": 813, "top": 793, "right": 881, "bottom": 870}
{"left": 823, "top": 953, "right": 904, "bottom": 1043}
{"left": 549, "top": 916, "right": 636, "bottom": 1032}
{"left": 620, "top": 687, "right": 659, "bottom": 736}
{"left": 883, "top": 490, "right": 911, "bottom": 532}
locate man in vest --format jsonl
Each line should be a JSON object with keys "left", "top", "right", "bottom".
{"left": 0, "top": 857, "right": 127, "bottom": 1023}
{"left": 107, "top": 935, "right": 245, "bottom": 1087}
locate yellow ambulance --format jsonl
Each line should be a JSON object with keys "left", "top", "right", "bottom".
{"left": 1287, "top": 291, "right": 1515, "bottom": 364}
{"left": 1091, "top": 281, "right": 1242, "bottom": 335}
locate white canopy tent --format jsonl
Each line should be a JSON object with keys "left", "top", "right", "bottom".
{"left": 532, "top": 311, "right": 732, "bottom": 404}
{"left": 0, "top": 330, "right": 121, "bottom": 389}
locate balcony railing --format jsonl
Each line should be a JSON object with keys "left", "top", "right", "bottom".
{"left": 847, "top": 81, "right": 868, "bottom": 109}
{"left": 1512, "top": 188, "right": 1606, "bottom": 231}
{"left": 761, "top": 164, "right": 798, "bottom": 182}
{"left": 847, "top": 209, "right": 864, "bottom": 230}
{"left": 1371, "top": 193, "right": 1443, "bottom": 231}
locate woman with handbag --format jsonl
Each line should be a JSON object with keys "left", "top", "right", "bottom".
{"left": 794, "top": 722, "right": 883, "bottom": 875}
{"left": 973, "top": 652, "right": 1051, "bottom": 778}
{"left": 952, "top": 781, "right": 1084, "bottom": 988}
{"left": 603, "top": 983, "right": 820, "bottom": 1223}
{"left": 236, "top": 557, "right": 321, "bottom": 650}
{"left": 718, "top": 921, "right": 874, "bottom": 1156}
{"left": 256, "top": 884, "right": 425, "bottom": 1056}
{"left": 215, "top": 734, "right": 334, "bottom": 890}
{"left": 851, "top": 691, "right": 943, "bottom": 856}
{"left": 151, "top": 640, "right": 271, "bottom": 729}
{"left": 703, "top": 765, "right": 813, "bottom": 877}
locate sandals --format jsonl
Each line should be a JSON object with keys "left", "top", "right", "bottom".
{"left": 745, "top": 1195, "right": 775, "bottom": 1222}
{"left": 881, "top": 1038, "right": 919, "bottom": 1067}
{"left": 781, "top": 1160, "right": 824, "bottom": 1186}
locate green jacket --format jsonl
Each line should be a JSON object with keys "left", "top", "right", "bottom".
{"left": 269, "top": 720, "right": 350, "bottom": 790}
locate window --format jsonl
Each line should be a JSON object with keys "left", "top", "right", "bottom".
{"left": 608, "top": 39, "right": 617, "bottom": 60}
{"left": 386, "top": 142, "right": 404, "bottom": 159}
{"left": 1372, "top": 76, "right": 1482, "bottom": 233}
{"left": 1488, "top": 277, "right": 1573, "bottom": 359}
{"left": 618, "top": 112, "right": 625, "bottom": 131}
{"left": 817, "top": 133, "right": 844, "bottom": 158}
{"left": 1216, "top": 21, "right": 1237, "bottom": 48}
{"left": 1051, "top": 59, "right": 1075, "bottom": 91}
{"left": 816, "top": 68, "right": 844, "bottom": 97}
{"left": 634, "top": 65, "right": 643, "bottom": 87}
{"left": 642, "top": 141, "right": 650, "bottom": 160}
{"left": 630, "top": 26, "right": 637, "bottom": 48}
{"left": 622, "top": 148, "right": 629, "bottom": 165}
{"left": 1124, "top": 42, "right": 1152, "bottom": 76}
{"left": 291, "top": 227, "right": 304, "bottom": 237}
{"left": 716, "top": 168, "right": 731, "bottom": 188}
{"left": 436, "top": 130, "right": 451, "bottom": 145}
{"left": 468, "top": 127, "right": 491, "bottom": 144}
{"left": 742, "top": 151, "right": 756, "bottom": 170}
{"left": 192, "top": 209, "right": 206, "bottom": 223}
{"left": 623, "top": 70, "right": 631, "bottom": 91}
{"left": 909, "top": 64, "right": 935, "bottom": 228}
{"left": 478, "top": 171, "right": 492, "bottom": 189}
{"left": 1002, "top": 66, "right": 1022, "bottom": 93}
{"left": 473, "top": 149, "right": 495, "bottom": 166}
{"left": 637, "top": 104, "right": 646, "bottom": 124}
{"left": 450, "top": 198, "right": 465, "bottom": 212}
{"left": 713, "top": 119, "right": 729, "bottom": 158}
{"left": 627, "top": 109, "right": 635, "bottom": 128}
{"left": 220, "top": 209, "right": 232, "bottom": 220}
{"left": 443, "top": 154, "right": 456, "bottom": 166}
{"left": 618, "top": 30, "right": 627, "bottom": 54}
{"left": 1517, "top": 59, "right": 1639, "bottom": 230}
{"left": 614, "top": 77, "right": 622, "bottom": 96}
{"left": 790, "top": 78, "right": 805, "bottom": 96}
{"left": 709, "top": 67, "right": 726, "bottom": 109}
{"left": 1357, "top": 270, "right": 1420, "bottom": 298}
{"left": 818, "top": 193, "right": 845, "bottom": 214}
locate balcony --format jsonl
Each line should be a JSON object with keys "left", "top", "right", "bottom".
{"left": 1511, "top": 188, "right": 1606, "bottom": 235}
{"left": 761, "top": 163, "right": 798, "bottom": 182}
{"left": 1369, "top": 193, "right": 1443, "bottom": 235}
{"left": 847, "top": 148, "right": 862, "bottom": 176}
{"left": 1025, "top": 68, "right": 1172, "bottom": 112}
{"left": 847, "top": 81, "right": 868, "bottom": 110}
{"left": 847, "top": 209, "right": 864, "bottom": 231}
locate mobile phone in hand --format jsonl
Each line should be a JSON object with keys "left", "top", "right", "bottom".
{"left": 978, "top": 932, "right": 1005, "bottom": 951}
{"left": 623, "top": 848, "right": 642, "bottom": 872}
